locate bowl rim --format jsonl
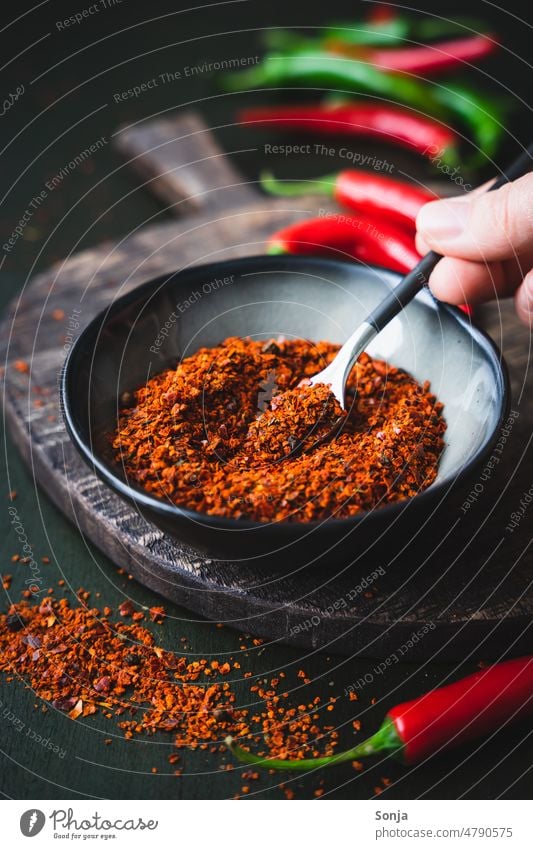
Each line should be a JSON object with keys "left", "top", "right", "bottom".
{"left": 61, "top": 254, "right": 510, "bottom": 534}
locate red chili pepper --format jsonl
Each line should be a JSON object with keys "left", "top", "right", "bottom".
{"left": 261, "top": 170, "right": 434, "bottom": 232}
{"left": 367, "top": 3, "right": 398, "bottom": 24}
{"left": 370, "top": 34, "right": 499, "bottom": 76}
{"left": 268, "top": 214, "right": 420, "bottom": 274}
{"left": 268, "top": 210, "right": 472, "bottom": 315}
{"left": 227, "top": 656, "right": 533, "bottom": 771}
{"left": 268, "top": 215, "right": 365, "bottom": 259}
{"left": 239, "top": 103, "right": 460, "bottom": 167}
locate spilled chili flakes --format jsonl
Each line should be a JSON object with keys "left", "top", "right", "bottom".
{"left": 149, "top": 605, "right": 166, "bottom": 623}
{"left": 113, "top": 337, "right": 445, "bottom": 522}
{"left": 0, "top": 594, "right": 339, "bottom": 767}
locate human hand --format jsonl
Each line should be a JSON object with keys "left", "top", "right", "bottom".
{"left": 416, "top": 171, "right": 533, "bottom": 325}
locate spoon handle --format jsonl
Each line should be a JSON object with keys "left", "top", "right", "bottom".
{"left": 365, "top": 142, "right": 533, "bottom": 334}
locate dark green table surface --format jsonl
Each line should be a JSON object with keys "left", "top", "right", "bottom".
{"left": 1, "top": 0, "right": 531, "bottom": 800}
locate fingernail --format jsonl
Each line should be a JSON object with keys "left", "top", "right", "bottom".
{"left": 418, "top": 200, "right": 469, "bottom": 241}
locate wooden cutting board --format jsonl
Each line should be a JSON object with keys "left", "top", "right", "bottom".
{"left": 1, "top": 112, "right": 531, "bottom": 659}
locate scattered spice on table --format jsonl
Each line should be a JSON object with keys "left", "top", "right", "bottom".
{"left": 0, "top": 592, "right": 339, "bottom": 768}
{"left": 113, "top": 337, "right": 446, "bottom": 522}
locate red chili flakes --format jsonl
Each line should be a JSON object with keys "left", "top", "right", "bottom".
{"left": 52, "top": 309, "right": 65, "bottom": 321}
{"left": 149, "top": 606, "right": 166, "bottom": 623}
{"left": 238, "top": 381, "right": 345, "bottom": 464}
{"left": 0, "top": 593, "right": 347, "bottom": 780}
{"left": 13, "top": 360, "right": 29, "bottom": 374}
{"left": 68, "top": 699, "right": 83, "bottom": 720}
{"left": 118, "top": 600, "right": 135, "bottom": 617}
{"left": 113, "top": 338, "right": 445, "bottom": 523}
{"left": 241, "top": 770, "right": 259, "bottom": 781}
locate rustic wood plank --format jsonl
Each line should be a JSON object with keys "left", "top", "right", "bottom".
{"left": 113, "top": 113, "right": 258, "bottom": 214}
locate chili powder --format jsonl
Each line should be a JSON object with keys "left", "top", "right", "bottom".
{"left": 113, "top": 337, "right": 445, "bottom": 522}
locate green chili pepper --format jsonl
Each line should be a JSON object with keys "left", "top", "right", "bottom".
{"left": 323, "top": 15, "right": 488, "bottom": 46}
{"left": 288, "top": 18, "right": 409, "bottom": 49}
{"left": 263, "top": 16, "right": 489, "bottom": 53}
{"left": 224, "top": 51, "right": 508, "bottom": 162}
{"left": 225, "top": 716, "right": 403, "bottom": 771}
{"left": 434, "top": 80, "right": 507, "bottom": 162}
{"left": 261, "top": 31, "right": 321, "bottom": 52}
{"left": 222, "top": 48, "right": 445, "bottom": 118}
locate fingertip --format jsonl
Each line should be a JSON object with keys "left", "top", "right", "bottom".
{"left": 427, "top": 257, "right": 469, "bottom": 304}
{"left": 428, "top": 257, "right": 507, "bottom": 307}
{"left": 515, "top": 269, "right": 533, "bottom": 326}
{"left": 415, "top": 233, "right": 431, "bottom": 255}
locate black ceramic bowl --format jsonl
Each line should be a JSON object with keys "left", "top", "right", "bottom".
{"left": 62, "top": 255, "right": 509, "bottom": 567}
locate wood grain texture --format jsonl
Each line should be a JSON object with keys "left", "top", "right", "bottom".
{"left": 113, "top": 113, "right": 258, "bottom": 214}
{"left": 1, "top": 114, "right": 531, "bottom": 659}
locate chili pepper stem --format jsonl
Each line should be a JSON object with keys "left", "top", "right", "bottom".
{"left": 261, "top": 171, "right": 336, "bottom": 198}
{"left": 266, "top": 242, "right": 288, "bottom": 255}
{"left": 225, "top": 715, "right": 403, "bottom": 772}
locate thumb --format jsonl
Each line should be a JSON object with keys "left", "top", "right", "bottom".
{"left": 416, "top": 172, "right": 533, "bottom": 262}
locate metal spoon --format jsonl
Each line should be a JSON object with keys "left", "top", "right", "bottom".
{"left": 308, "top": 143, "right": 533, "bottom": 413}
